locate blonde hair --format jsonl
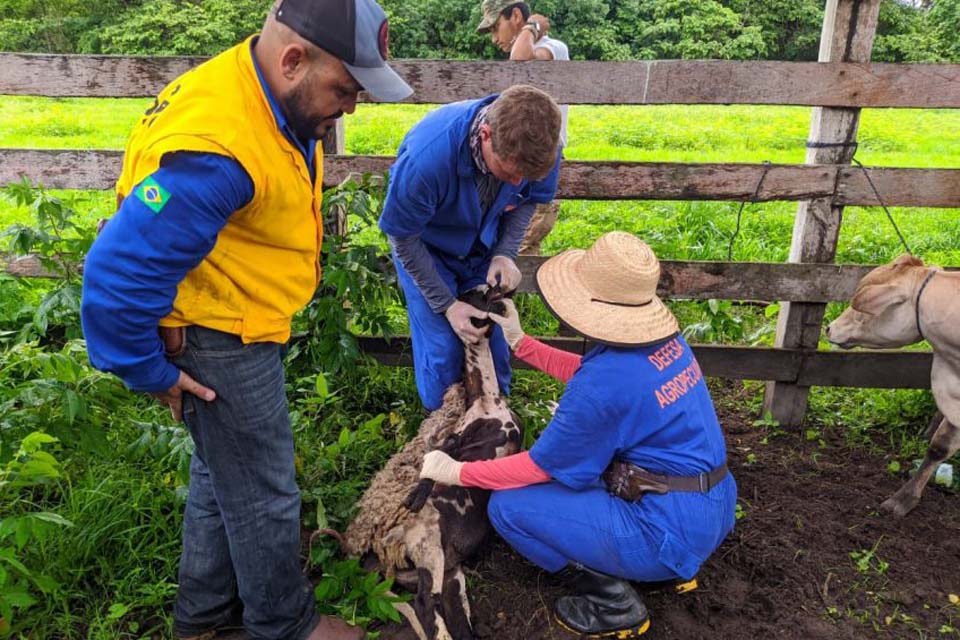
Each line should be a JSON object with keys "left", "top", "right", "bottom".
{"left": 487, "top": 84, "right": 561, "bottom": 180}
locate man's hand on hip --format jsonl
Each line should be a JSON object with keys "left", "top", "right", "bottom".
{"left": 487, "top": 255, "right": 522, "bottom": 293}
{"left": 444, "top": 300, "right": 488, "bottom": 345}
{"left": 150, "top": 370, "right": 216, "bottom": 422}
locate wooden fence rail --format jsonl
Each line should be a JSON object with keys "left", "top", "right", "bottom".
{"left": 3, "top": 54, "right": 960, "bottom": 107}
{"left": 6, "top": 251, "right": 957, "bottom": 305}
{"left": 3, "top": 0, "right": 959, "bottom": 426}
{"left": 3, "top": 149, "right": 960, "bottom": 208}
{"left": 358, "top": 337, "right": 933, "bottom": 389}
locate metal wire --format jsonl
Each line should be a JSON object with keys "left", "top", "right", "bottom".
{"left": 727, "top": 161, "right": 773, "bottom": 261}
{"left": 851, "top": 158, "right": 914, "bottom": 256}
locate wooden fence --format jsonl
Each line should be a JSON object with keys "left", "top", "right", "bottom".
{"left": 2, "top": 0, "right": 959, "bottom": 425}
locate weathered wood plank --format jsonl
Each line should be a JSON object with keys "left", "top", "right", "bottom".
{"left": 357, "top": 336, "right": 932, "bottom": 388}
{"left": 764, "top": 0, "right": 882, "bottom": 427}
{"left": 321, "top": 119, "right": 345, "bottom": 156}
{"left": 515, "top": 259, "right": 886, "bottom": 301}
{"left": 796, "top": 349, "right": 932, "bottom": 388}
{"left": 1, "top": 149, "right": 125, "bottom": 190}
{"left": 1, "top": 254, "right": 69, "bottom": 278}
{"left": 2, "top": 54, "right": 959, "bottom": 107}
{"left": 5, "top": 149, "right": 960, "bottom": 208}
{"left": 8, "top": 251, "right": 958, "bottom": 305}
{"left": 836, "top": 166, "right": 960, "bottom": 208}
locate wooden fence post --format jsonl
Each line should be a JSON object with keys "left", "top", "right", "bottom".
{"left": 762, "top": 0, "right": 882, "bottom": 427}
{"left": 321, "top": 118, "right": 345, "bottom": 155}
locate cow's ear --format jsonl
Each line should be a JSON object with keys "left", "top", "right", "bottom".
{"left": 851, "top": 283, "right": 909, "bottom": 315}
{"left": 893, "top": 253, "right": 924, "bottom": 268}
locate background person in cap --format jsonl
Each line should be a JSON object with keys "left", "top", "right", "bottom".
{"left": 378, "top": 84, "right": 562, "bottom": 412}
{"left": 478, "top": 0, "right": 569, "bottom": 256}
{"left": 417, "top": 232, "right": 737, "bottom": 638}
{"left": 80, "top": 1, "right": 410, "bottom": 639}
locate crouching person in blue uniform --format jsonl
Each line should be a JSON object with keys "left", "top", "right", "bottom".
{"left": 417, "top": 231, "right": 737, "bottom": 638}
{"left": 378, "top": 84, "right": 563, "bottom": 410}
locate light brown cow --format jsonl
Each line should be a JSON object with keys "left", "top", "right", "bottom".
{"left": 826, "top": 254, "right": 960, "bottom": 516}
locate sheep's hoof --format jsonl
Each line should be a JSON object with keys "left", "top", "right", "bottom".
{"left": 404, "top": 479, "right": 435, "bottom": 513}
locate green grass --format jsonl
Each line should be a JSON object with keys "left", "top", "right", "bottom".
{"left": 2, "top": 95, "right": 958, "bottom": 637}
{"left": 3, "top": 98, "right": 960, "bottom": 262}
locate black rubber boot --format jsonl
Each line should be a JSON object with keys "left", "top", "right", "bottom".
{"left": 554, "top": 563, "right": 650, "bottom": 638}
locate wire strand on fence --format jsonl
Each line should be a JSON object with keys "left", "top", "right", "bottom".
{"left": 727, "top": 161, "right": 773, "bottom": 261}
{"left": 851, "top": 157, "right": 914, "bottom": 256}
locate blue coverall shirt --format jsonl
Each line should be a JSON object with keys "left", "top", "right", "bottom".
{"left": 379, "top": 95, "right": 560, "bottom": 258}
{"left": 378, "top": 95, "right": 561, "bottom": 410}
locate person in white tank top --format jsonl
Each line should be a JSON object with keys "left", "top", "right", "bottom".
{"left": 477, "top": 0, "right": 569, "bottom": 254}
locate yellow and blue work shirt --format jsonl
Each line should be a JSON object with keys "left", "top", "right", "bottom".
{"left": 81, "top": 36, "right": 323, "bottom": 392}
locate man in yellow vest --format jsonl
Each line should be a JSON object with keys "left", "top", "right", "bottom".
{"left": 80, "top": 1, "right": 411, "bottom": 638}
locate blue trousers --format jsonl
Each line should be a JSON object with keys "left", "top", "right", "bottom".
{"left": 487, "top": 476, "right": 736, "bottom": 581}
{"left": 171, "top": 327, "right": 319, "bottom": 640}
{"left": 394, "top": 252, "right": 512, "bottom": 410}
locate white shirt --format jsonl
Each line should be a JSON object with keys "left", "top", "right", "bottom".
{"left": 534, "top": 35, "right": 570, "bottom": 147}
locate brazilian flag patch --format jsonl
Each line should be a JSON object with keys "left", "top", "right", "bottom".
{"left": 135, "top": 176, "right": 171, "bottom": 214}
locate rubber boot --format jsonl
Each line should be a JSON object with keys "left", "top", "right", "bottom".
{"left": 554, "top": 563, "right": 650, "bottom": 638}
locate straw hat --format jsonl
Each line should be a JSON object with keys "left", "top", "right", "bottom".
{"left": 536, "top": 231, "right": 679, "bottom": 347}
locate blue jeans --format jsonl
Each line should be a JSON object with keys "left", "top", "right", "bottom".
{"left": 394, "top": 251, "right": 512, "bottom": 410}
{"left": 171, "top": 327, "right": 319, "bottom": 640}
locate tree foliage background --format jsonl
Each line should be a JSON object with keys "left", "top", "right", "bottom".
{"left": 0, "top": 0, "right": 958, "bottom": 61}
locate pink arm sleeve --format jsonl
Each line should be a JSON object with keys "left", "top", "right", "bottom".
{"left": 459, "top": 451, "right": 552, "bottom": 490}
{"left": 514, "top": 335, "right": 582, "bottom": 382}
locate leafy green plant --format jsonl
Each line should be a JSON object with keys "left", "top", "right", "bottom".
{"left": 0, "top": 432, "right": 73, "bottom": 636}
{"left": 290, "top": 175, "right": 401, "bottom": 376}
{"left": 127, "top": 421, "right": 194, "bottom": 495}
{"left": 850, "top": 537, "right": 889, "bottom": 576}
{"left": 0, "top": 340, "right": 126, "bottom": 457}
{"left": 682, "top": 299, "right": 746, "bottom": 343}
{"left": 309, "top": 543, "right": 410, "bottom": 630}
{"left": 2, "top": 180, "right": 95, "bottom": 342}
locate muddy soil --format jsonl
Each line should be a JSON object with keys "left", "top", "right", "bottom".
{"left": 376, "top": 385, "right": 960, "bottom": 640}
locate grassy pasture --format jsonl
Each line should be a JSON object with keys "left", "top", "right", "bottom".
{"left": 1, "top": 95, "right": 958, "bottom": 637}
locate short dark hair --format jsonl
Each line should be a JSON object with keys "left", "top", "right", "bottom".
{"left": 501, "top": 2, "right": 531, "bottom": 21}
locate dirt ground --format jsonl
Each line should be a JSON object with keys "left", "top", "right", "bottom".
{"left": 374, "top": 384, "right": 960, "bottom": 640}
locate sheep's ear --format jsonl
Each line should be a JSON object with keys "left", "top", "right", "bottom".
{"left": 851, "top": 283, "right": 909, "bottom": 315}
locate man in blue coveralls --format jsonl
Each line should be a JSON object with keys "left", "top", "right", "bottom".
{"left": 378, "top": 84, "right": 563, "bottom": 410}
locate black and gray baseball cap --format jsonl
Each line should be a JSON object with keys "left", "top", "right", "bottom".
{"left": 275, "top": 0, "right": 413, "bottom": 101}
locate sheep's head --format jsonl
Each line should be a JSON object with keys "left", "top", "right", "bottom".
{"left": 460, "top": 285, "right": 509, "bottom": 336}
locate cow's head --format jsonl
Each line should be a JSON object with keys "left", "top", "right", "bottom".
{"left": 826, "top": 254, "right": 928, "bottom": 349}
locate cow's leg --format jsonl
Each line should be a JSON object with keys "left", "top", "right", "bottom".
{"left": 440, "top": 567, "right": 473, "bottom": 640}
{"left": 882, "top": 418, "right": 960, "bottom": 517}
{"left": 924, "top": 410, "right": 944, "bottom": 440}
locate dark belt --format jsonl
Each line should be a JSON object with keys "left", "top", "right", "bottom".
{"left": 602, "top": 459, "right": 729, "bottom": 502}
{"left": 159, "top": 326, "right": 187, "bottom": 358}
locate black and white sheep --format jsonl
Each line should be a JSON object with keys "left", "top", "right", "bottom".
{"left": 342, "top": 288, "right": 522, "bottom": 640}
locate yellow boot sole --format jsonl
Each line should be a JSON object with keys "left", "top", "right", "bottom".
{"left": 555, "top": 615, "right": 651, "bottom": 639}
{"left": 673, "top": 577, "right": 698, "bottom": 594}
